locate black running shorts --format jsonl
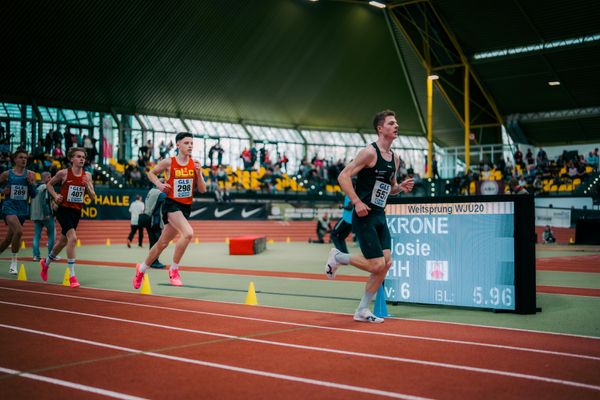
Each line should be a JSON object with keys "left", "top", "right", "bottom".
{"left": 162, "top": 198, "right": 191, "bottom": 225}
{"left": 352, "top": 210, "right": 390, "bottom": 259}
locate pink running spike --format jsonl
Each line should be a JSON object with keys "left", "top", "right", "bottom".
{"left": 40, "top": 259, "right": 49, "bottom": 282}
{"left": 132, "top": 263, "right": 144, "bottom": 289}
{"left": 69, "top": 275, "right": 80, "bottom": 288}
{"left": 168, "top": 269, "right": 183, "bottom": 287}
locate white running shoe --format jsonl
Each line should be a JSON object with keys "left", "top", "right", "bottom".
{"left": 9, "top": 262, "right": 18, "bottom": 275}
{"left": 353, "top": 308, "right": 384, "bottom": 323}
{"left": 325, "top": 248, "right": 341, "bottom": 279}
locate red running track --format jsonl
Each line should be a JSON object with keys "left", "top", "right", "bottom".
{"left": 0, "top": 279, "right": 599, "bottom": 400}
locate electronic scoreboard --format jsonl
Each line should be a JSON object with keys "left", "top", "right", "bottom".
{"left": 384, "top": 195, "right": 537, "bottom": 314}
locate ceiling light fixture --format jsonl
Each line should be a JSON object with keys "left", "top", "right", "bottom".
{"left": 548, "top": 81, "right": 561, "bottom": 86}
{"left": 428, "top": 74, "right": 439, "bottom": 80}
{"left": 369, "top": 1, "right": 386, "bottom": 9}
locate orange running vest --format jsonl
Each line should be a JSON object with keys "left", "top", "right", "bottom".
{"left": 167, "top": 156, "right": 195, "bottom": 205}
{"left": 59, "top": 168, "right": 86, "bottom": 210}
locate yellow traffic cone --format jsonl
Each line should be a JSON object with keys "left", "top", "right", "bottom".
{"left": 106, "top": 238, "right": 111, "bottom": 246}
{"left": 225, "top": 237, "right": 230, "bottom": 244}
{"left": 76, "top": 239, "right": 81, "bottom": 247}
{"left": 245, "top": 281, "right": 258, "bottom": 305}
{"left": 194, "top": 237, "right": 199, "bottom": 244}
{"left": 140, "top": 274, "right": 152, "bottom": 295}
{"left": 63, "top": 268, "right": 70, "bottom": 286}
{"left": 17, "top": 264, "right": 27, "bottom": 281}
{"left": 21, "top": 240, "right": 26, "bottom": 249}
{"left": 267, "top": 239, "right": 274, "bottom": 244}
{"left": 569, "top": 237, "right": 575, "bottom": 245}
{"left": 286, "top": 236, "right": 291, "bottom": 243}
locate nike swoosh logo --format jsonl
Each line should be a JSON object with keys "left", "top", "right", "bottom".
{"left": 189, "top": 207, "right": 208, "bottom": 217}
{"left": 214, "top": 208, "right": 234, "bottom": 218}
{"left": 241, "top": 207, "right": 262, "bottom": 218}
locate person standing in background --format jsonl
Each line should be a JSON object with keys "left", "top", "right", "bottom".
{"left": 30, "top": 171, "right": 55, "bottom": 262}
{"left": 127, "top": 195, "right": 145, "bottom": 248}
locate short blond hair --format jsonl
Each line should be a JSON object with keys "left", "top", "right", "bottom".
{"left": 67, "top": 147, "right": 87, "bottom": 160}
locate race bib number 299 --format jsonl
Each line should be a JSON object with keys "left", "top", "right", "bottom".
{"left": 370, "top": 180, "right": 391, "bottom": 208}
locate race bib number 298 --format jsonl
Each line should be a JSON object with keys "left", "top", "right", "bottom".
{"left": 370, "top": 180, "right": 391, "bottom": 208}
{"left": 174, "top": 179, "right": 192, "bottom": 198}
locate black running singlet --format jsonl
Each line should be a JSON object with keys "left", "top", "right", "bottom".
{"left": 354, "top": 143, "right": 396, "bottom": 210}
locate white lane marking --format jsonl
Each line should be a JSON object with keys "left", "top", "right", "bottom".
{"left": 0, "top": 366, "right": 147, "bottom": 400}
{"left": 1, "top": 302, "right": 599, "bottom": 392}
{"left": 0, "top": 286, "right": 598, "bottom": 361}
{"left": 0, "top": 324, "right": 431, "bottom": 400}
{"left": 2, "top": 279, "right": 599, "bottom": 341}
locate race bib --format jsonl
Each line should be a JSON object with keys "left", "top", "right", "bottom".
{"left": 67, "top": 185, "right": 85, "bottom": 203}
{"left": 174, "top": 179, "right": 192, "bottom": 198}
{"left": 10, "top": 185, "right": 28, "bottom": 201}
{"left": 370, "top": 180, "right": 391, "bottom": 208}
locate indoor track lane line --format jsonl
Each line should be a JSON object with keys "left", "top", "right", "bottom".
{"left": 1, "top": 300, "right": 599, "bottom": 398}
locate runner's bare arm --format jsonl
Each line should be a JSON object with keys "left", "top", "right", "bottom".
{"left": 84, "top": 172, "right": 96, "bottom": 199}
{"left": 0, "top": 171, "right": 8, "bottom": 195}
{"left": 147, "top": 158, "right": 172, "bottom": 192}
{"left": 338, "top": 147, "right": 376, "bottom": 217}
{"left": 193, "top": 160, "right": 207, "bottom": 193}
{"left": 46, "top": 169, "right": 67, "bottom": 203}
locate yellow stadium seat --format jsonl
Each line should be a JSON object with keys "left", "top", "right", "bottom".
{"left": 585, "top": 165, "right": 593, "bottom": 173}
{"left": 573, "top": 178, "right": 581, "bottom": 186}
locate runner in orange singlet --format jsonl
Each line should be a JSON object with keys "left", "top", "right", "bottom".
{"left": 41, "top": 147, "right": 96, "bottom": 287}
{"left": 133, "top": 132, "right": 206, "bottom": 288}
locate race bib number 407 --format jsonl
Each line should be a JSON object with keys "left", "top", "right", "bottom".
{"left": 370, "top": 180, "right": 391, "bottom": 208}
{"left": 174, "top": 179, "right": 192, "bottom": 198}
{"left": 10, "top": 185, "right": 28, "bottom": 201}
{"left": 67, "top": 185, "right": 85, "bottom": 203}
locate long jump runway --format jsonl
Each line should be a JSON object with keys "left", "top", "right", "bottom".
{"left": 0, "top": 279, "right": 599, "bottom": 399}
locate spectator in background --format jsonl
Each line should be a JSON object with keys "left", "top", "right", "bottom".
{"left": 44, "top": 130, "right": 53, "bottom": 154}
{"left": 507, "top": 177, "right": 529, "bottom": 195}
{"left": 127, "top": 195, "right": 145, "bottom": 248}
{"left": 240, "top": 147, "right": 251, "bottom": 170}
{"left": 52, "top": 129, "right": 62, "bottom": 149}
{"left": 64, "top": 127, "right": 73, "bottom": 154}
{"left": 138, "top": 184, "right": 166, "bottom": 269}
{"left": 208, "top": 141, "right": 224, "bottom": 167}
{"left": 52, "top": 144, "right": 64, "bottom": 161}
{"left": 310, "top": 212, "right": 331, "bottom": 244}
{"left": 130, "top": 167, "right": 143, "bottom": 188}
{"left": 587, "top": 151, "right": 598, "bottom": 172}
{"left": 514, "top": 146, "right": 523, "bottom": 168}
{"left": 542, "top": 225, "right": 556, "bottom": 244}
{"left": 30, "top": 172, "right": 55, "bottom": 262}
{"left": 159, "top": 141, "right": 169, "bottom": 160}
{"left": 83, "top": 135, "right": 95, "bottom": 163}
{"left": 214, "top": 185, "right": 231, "bottom": 202}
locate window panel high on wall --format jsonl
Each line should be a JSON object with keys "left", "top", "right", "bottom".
{"left": 0, "top": 103, "right": 35, "bottom": 151}
{"left": 302, "top": 130, "right": 365, "bottom": 165}
{"left": 185, "top": 119, "right": 249, "bottom": 167}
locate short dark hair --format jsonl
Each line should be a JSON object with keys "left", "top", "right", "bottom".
{"left": 372, "top": 109, "right": 396, "bottom": 134}
{"left": 11, "top": 150, "right": 28, "bottom": 161}
{"left": 175, "top": 132, "right": 193, "bottom": 142}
